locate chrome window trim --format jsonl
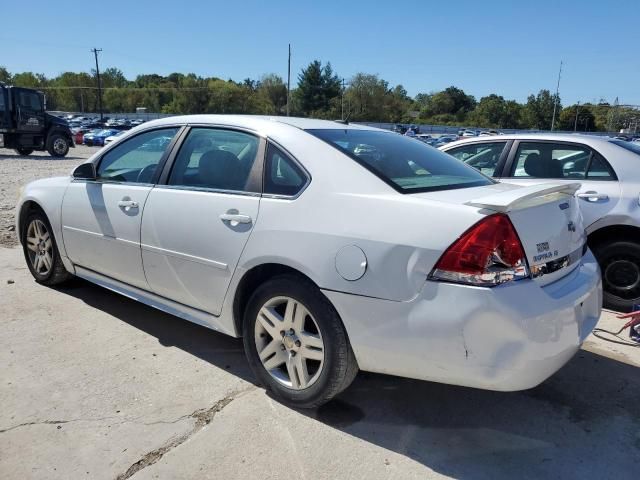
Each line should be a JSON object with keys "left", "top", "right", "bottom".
{"left": 70, "top": 178, "right": 155, "bottom": 187}
{"left": 153, "top": 184, "right": 262, "bottom": 197}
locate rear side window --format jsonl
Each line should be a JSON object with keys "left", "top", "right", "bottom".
{"left": 307, "top": 129, "right": 493, "bottom": 193}
{"left": 263, "top": 144, "right": 307, "bottom": 196}
{"left": 509, "top": 141, "right": 614, "bottom": 180}
{"left": 445, "top": 142, "right": 506, "bottom": 176}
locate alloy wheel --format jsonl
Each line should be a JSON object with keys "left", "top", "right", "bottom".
{"left": 254, "top": 296, "right": 325, "bottom": 390}
{"left": 25, "top": 219, "right": 53, "bottom": 276}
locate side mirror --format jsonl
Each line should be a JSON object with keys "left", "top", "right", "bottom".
{"left": 73, "top": 163, "right": 97, "bottom": 180}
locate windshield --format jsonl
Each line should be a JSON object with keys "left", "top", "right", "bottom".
{"left": 609, "top": 139, "right": 640, "bottom": 156}
{"left": 307, "top": 129, "right": 494, "bottom": 193}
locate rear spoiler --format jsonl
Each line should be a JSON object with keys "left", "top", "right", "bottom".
{"left": 466, "top": 182, "right": 581, "bottom": 213}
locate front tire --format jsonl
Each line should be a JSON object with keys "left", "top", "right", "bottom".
{"left": 243, "top": 274, "right": 358, "bottom": 408}
{"left": 593, "top": 240, "right": 640, "bottom": 312}
{"left": 15, "top": 148, "right": 34, "bottom": 155}
{"left": 21, "top": 210, "right": 72, "bottom": 286}
{"left": 46, "top": 134, "right": 70, "bottom": 158}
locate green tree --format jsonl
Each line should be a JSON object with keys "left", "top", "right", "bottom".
{"left": 557, "top": 104, "right": 596, "bottom": 131}
{"left": 467, "top": 95, "right": 523, "bottom": 128}
{"left": 417, "top": 86, "right": 476, "bottom": 122}
{"left": 258, "top": 74, "right": 287, "bottom": 114}
{"left": 296, "top": 60, "right": 341, "bottom": 116}
{"left": 523, "top": 89, "right": 560, "bottom": 130}
{"left": 0, "top": 66, "right": 11, "bottom": 84}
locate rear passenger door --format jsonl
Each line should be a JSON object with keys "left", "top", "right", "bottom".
{"left": 141, "top": 127, "right": 264, "bottom": 315}
{"left": 502, "top": 140, "right": 621, "bottom": 231}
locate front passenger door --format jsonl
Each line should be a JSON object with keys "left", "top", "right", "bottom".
{"left": 61, "top": 127, "right": 180, "bottom": 289}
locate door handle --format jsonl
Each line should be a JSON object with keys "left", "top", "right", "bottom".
{"left": 220, "top": 212, "right": 252, "bottom": 224}
{"left": 118, "top": 200, "right": 139, "bottom": 209}
{"left": 576, "top": 191, "right": 608, "bottom": 202}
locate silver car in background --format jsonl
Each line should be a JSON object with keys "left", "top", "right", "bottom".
{"left": 16, "top": 117, "right": 601, "bottom": 407}
{"left": 441, "top": 134, "right": 640, "bottom": 312}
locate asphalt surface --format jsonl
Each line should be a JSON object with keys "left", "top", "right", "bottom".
{"left": 1, "top": 245, "right": 639, "bottom": 480}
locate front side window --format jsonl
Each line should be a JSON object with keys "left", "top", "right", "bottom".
{"left": 97, "top": 127, "right": 179, "bottom": 183}
{"left": 263, "top": 144, "right": 307, "bottom": 196}
{"left": 446, "top": 142, "right": 506, "bottom": 176}
{"left": 168, "top": 128, "right": 259, "bottom": 192}
{"left": 510, "top": 142, "right": 592, "bottom": 179}
{"left": 307, "top": 129, "right": 493, "bottom": 193}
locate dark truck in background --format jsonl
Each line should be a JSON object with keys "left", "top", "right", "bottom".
{"left": 0, "top": 84, "right": 74, "bottom": 157}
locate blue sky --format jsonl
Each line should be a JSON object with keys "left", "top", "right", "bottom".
{"left": 2, "top": 0, "right": 638, "bottom": 105}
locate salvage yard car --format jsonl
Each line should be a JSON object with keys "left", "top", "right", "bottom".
{"left": 16, "top": 116, "right": 602, "bottom": 407}
{"left": 440, "top": 134, "right": 640, "bottom": 311}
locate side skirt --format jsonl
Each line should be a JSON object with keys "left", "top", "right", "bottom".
{"left": 74, "top": 266, "right": 236, "bottom": 337}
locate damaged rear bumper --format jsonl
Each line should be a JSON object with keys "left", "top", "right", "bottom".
{"left": 323, "top": 250, "right": 602, "bottom": 391}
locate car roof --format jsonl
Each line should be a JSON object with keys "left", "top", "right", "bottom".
{"left": 137, "top": 115, "right": 382, "bottom": 134}
{"left": 442, "top": 133, "right": 615, "bottom": 149}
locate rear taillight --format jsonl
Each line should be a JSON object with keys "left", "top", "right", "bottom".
{"left": 429, "top": 213, "right": 530, "bottom": 286}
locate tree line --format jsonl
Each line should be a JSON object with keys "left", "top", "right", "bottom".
{"left": 1, "top": 63, "right": 637, "bottom": 132}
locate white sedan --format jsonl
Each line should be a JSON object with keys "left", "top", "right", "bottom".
{"left": 16, "top": 116, "right": 601, "bottom": 407}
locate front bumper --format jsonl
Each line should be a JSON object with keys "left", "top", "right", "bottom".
{"left": 323, "top": 250, "right": 602, "bottom": 391}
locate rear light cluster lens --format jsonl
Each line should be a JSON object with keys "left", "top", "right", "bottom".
{"left": 430, "top": 213, "right": 530, "bottom": 287}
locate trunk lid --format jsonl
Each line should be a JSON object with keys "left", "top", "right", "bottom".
{"left": 418, "top": 182, "right": 586, "bottom": 286}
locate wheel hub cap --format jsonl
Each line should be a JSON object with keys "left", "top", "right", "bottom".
{"left": 254, "top": 296, "right": 325, "bottom": 390}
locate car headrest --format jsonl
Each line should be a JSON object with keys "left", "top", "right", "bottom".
{"left": 523, "top": 153, "right": 544, "bottom": 177}
{"left": 198, "top": 149, "right": 245, "bottom": 191}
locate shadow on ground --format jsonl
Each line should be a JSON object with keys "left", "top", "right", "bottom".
{"left": 0, "top": 154, "right": 86, "bottom": 161}
{"left": 56, "top": 278, "right": 639, "bottom": 480}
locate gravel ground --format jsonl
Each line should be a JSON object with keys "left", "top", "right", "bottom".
{"left": 0, "top": 146, "right": 96, "bottom": 247}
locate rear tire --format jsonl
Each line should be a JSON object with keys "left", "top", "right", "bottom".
{"left": 46, "top": 134, "right": 70, "bottom": 158}
{"left": 592, "top": 240, "right": 640, "bottom": 312}
{"left": 21, "top": 210, "right": 73, "bottom": 286}
{"left": 15, "top": 148, "right": 34, "bottom": 155}
{"left": 243, "top": 274, "right": 358, "bottom": 408}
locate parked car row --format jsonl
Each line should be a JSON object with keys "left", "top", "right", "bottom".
{"left": 61, "top": 114, "right": 147, "bottom": 146}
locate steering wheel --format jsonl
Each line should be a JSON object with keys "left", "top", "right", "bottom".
{"left": 136, "top": 164, "right": 158, "bottom": 183}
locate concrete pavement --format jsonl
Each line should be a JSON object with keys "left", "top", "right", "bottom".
{"left": 1, "top": 246, "right": 638, "bottom": 479}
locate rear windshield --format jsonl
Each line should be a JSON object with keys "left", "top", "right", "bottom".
{"left": 609, "top": 139, "right": 640, "bottom": 156}
{"left": 307, "top": 129, "right": 494, "bottom": 193}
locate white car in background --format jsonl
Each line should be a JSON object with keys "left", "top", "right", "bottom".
{"left": 441, "top": 134, "right": 640, "bottom": 311}
{"left": 16, "top": 116, "right": 601, "bottom": 407}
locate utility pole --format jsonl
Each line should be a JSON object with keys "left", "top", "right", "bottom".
{"left": 574, "top": 101, "right": 579, "bottom": 132}
{"left": 341, "top": 78, "right": 345, "bottom": 120}
{"left": 91, "top": 48, "right": 104, "bottom": 122}
{"left": 551, "top": 60, "right": 562, "bottom": 131}
{"left": 286, "top": 43, "right": 291, "bottom": 117}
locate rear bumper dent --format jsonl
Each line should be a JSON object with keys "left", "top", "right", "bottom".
{"left": 323, "top": 250, "right": 602, "bottom": 391}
